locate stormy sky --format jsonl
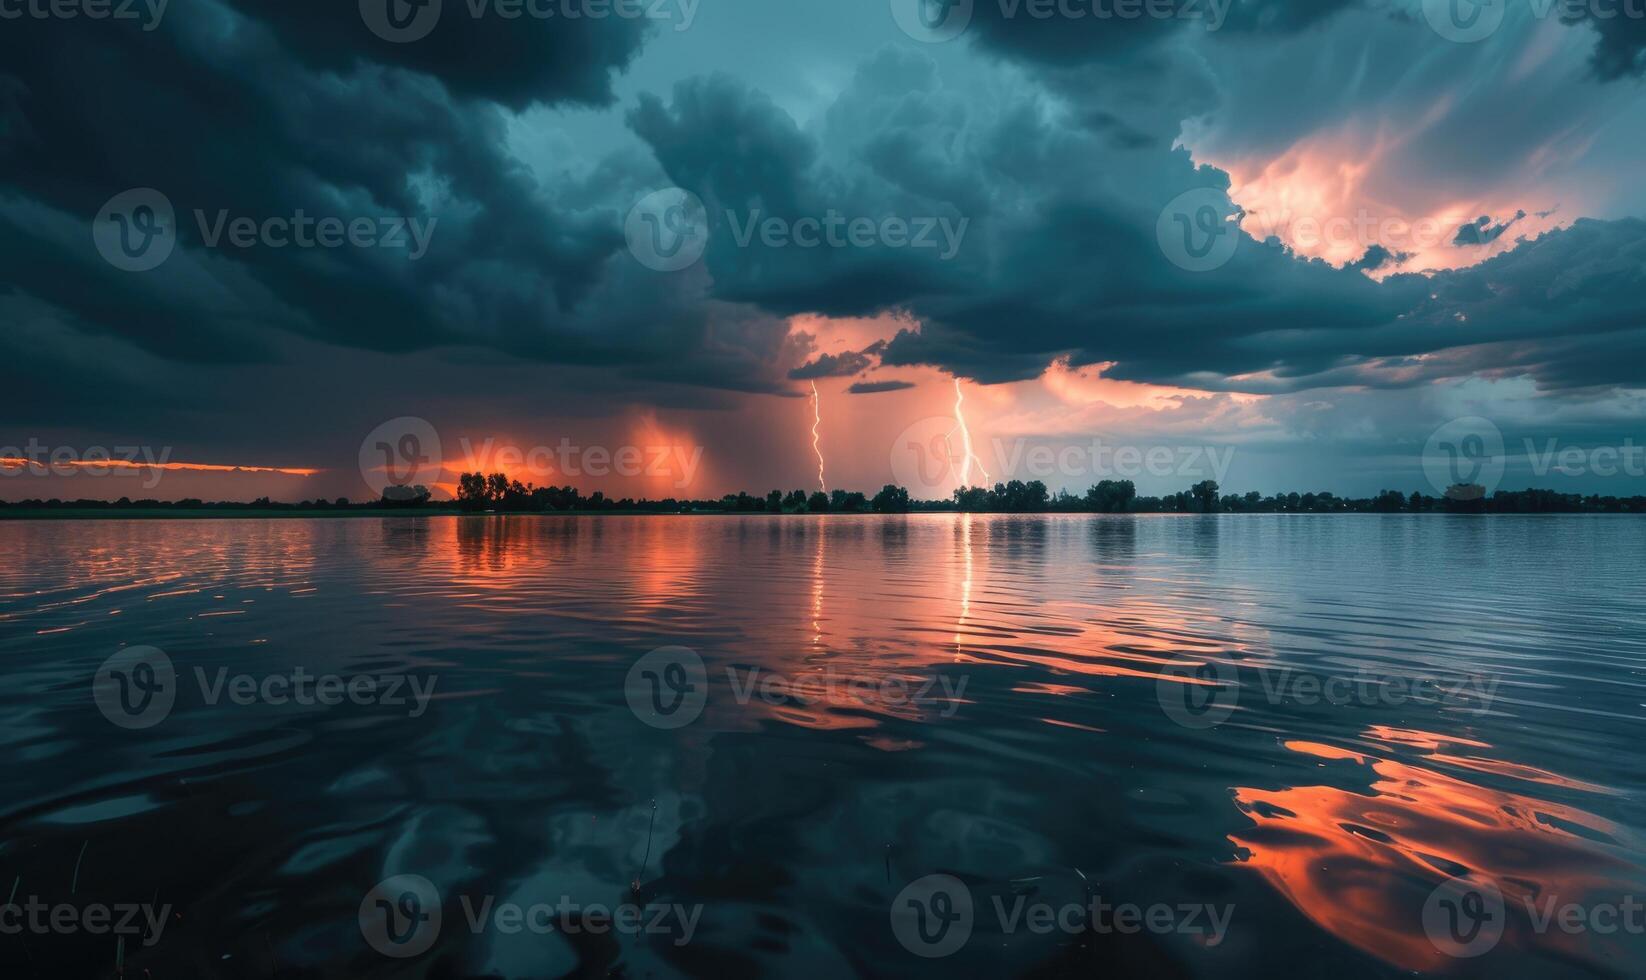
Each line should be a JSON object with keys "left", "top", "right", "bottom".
{"left": 3, "top": 0, "right": 1646, "bottom": 501}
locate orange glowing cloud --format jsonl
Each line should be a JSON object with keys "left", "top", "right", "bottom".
{"left": 774, "top": 315, "right": 1274, "bottom": 494}
{"left": 0, "top": 456, "right": 319, "bottom": 477}
{"left": 1191, "top": 116, "right": 1579, "bottom": 276}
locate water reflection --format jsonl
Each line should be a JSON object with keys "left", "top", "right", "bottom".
{"left": 1231, "top": 728, "right": 1643, "bottom": 973}
{"left": 0, "top": 514, "right": 1643, "bottom": 977}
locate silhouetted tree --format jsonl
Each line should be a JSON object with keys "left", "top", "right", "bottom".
{"left": 1191, "top": 480, "right": 1220, "bottom": 512}
{"left": 381, "top": 485, "right": 431, "bottom": 508}
{"left": 872, "top": 484, "right": 911, "bottom": 513}
{"left": 954, "top": 485, "right": 992, "bottom": 511}
{"left": 1084, "top": 480, "right": 1137, "bottom": 513}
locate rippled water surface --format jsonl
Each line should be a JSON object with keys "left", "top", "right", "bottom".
{"left": 2, "top": 514, "right": 1644, "bottom": 977}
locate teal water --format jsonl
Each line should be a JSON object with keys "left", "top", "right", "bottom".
{"left": 1, "top": 515, "right": 1643, "bottom": 977}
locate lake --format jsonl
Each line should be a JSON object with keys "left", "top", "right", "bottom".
{"left": 1, "top": 514, "right": 1643, "bottom": 977}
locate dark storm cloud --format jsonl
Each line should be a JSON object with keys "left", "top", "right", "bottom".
{"left": 4, "top": 0, "right": 1645, "bottom": 473}
{"left": 1349, "top": 245, "right": 1410, "bottom": 273}
{"left": 1453, "top": 211, "right": 1527, "bottom": 247}
{"left": 628, "top": 69, "right": 974, "bottom": 317}
{"left": 0, "top": 1, "right": 796, "bottom": 403}
{"left": 628, "top": 48, "right": 1410, "bottom": 385}
{"left": 848, "top": 380, "right": 917, "bottom": 394}
{"left": 1560, "top": 3, "right": 1646, "bottom": 79}
{"left": 788, "top": 349, "right": 876, "bottom": 380}
{"left": 959, "top": 0, "right": 1363, "bottom": 67}
{"left": 218, "top": 0, "right": 650, "bottom": 110}
{"left": 628, "top": 43, "right": 1646, "bottom": 396}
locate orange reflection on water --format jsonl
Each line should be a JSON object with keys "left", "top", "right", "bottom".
{"left": 1231, "top": 729, "right": 1639, "bottom": 972}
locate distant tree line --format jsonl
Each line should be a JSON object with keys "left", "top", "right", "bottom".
{"left": 444, "top": 474, "right": 1646, "bottom": 514}
{"left": 5, "top": 477, "right": 1646, "bottom": 515}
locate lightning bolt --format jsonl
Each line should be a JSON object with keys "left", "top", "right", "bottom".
{"left": 811, "top": 380, "right": 828, "bottom": 493}
{"left": 949, "top": 377, "right": 990, "bottom": 488}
